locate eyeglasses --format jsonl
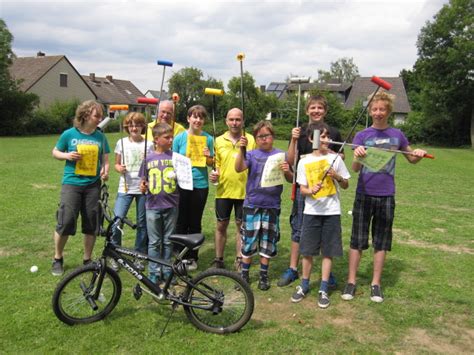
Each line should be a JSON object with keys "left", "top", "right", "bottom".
{"left": 256, "top": 134, "right": 272, "bottom": 140}
{"left": 125, "top": 124, "right": 144, "bottom": 128}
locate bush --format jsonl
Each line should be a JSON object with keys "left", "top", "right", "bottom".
{"left": 396, "top": 111, "right": 428, "bottom": 144}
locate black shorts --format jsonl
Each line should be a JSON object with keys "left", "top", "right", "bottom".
{"left": 299, "top": 214, "right": 343, "bottom": 257}
{"left": 215, "top": 198, "right": 243, "bottom": 222}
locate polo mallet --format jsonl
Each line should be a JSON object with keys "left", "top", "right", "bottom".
{"left": 155, "top": 59, "right": 173, "bottom": 124}
{"left": 98, "top": 104, "right": 128, "bottom": 130}
{"left": 204, "top": 88, "right": 225, "bottom": 184}
{"left": 318, "top": 76, "right": 394, "bottom": 183}
{"left": 289, "top": 76, "right": 311, "bottom": 200}
{"left": 137, "top": 97, "right": 159, "bottom": 185}
{"left": 237, "top": 52, "right": 247, "bottom": 157}
{"left": 313, "top": 136, "right": 435, "bottom": 159}
{"left": 110, "top": 104, "right": 130, "bottom": 192}
{"left": 172, "top": 92, "right": 180, "bottom": 134}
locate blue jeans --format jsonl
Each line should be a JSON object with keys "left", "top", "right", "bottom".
{"left": 112, "top": 193, "right": 147, "bottom": 253}
{"left": 146, "top": 207, "right": 178, "bottom": 277}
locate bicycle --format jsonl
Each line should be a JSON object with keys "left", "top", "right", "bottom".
{"left": 52, "top": 184, "right": 254, "bottom": 335}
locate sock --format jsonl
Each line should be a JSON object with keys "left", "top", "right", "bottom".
{"left": 329, "top": 272, "right": 336, "bottom": 284}
{"left": 320, "top": 280, "right": 329, "bottom": 293}
{"left": 54, "top": 257, "right": 63, "bottom": 263}
{"left": 301, "top": 278, "right": 310, "bottom": 291}
{"left": 260, "top": 263, "right": 268, "bottom": 277}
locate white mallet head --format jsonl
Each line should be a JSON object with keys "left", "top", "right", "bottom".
{"left": 312, "top": 129, "right": 321, "bottom": 150}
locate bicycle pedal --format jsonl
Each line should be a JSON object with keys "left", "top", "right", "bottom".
{"left": 133, "top": 284, "right": 142, "bottom": 301}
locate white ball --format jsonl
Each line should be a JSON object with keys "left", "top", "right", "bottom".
{"left": 30, "top": 265, "right": 38, "bottom": 273}
{"left": 347, "top": 210, "right": 353, "bottom": 215}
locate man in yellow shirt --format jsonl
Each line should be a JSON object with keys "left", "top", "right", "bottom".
{"left": 209, "top": 108, "right": 256, "bottom": 269}
{"left": 146, "top": 100, "right": 185, "bottom": 138}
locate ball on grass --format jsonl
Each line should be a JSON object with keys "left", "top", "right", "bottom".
{"left": 30, "top": 265, "right": 38, "bottom": 273}
{"left": 347, "top": 210, "right": 353, "bottom": 215}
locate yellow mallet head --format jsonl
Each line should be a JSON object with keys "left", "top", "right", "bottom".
{"left": 237, "top": 52, "right": 245, "bottom": 61}
{"left": 109, "top": 104, "right": 129, "bottom": 111}
{"left": 204, "top": 88, "right": 224, "bottom": 96}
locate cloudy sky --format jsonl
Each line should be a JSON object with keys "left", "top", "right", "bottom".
{"left": 2, "top": 0, "right": 448, "bottom": 93}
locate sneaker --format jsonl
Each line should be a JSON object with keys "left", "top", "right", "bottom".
{"left": 109, "top": 259, "right": 120, "bottom": 272}
{"left": 51, "top": 259, "right": 64, "bottom": 276}
{"left": 341, "top": 283, "right": 356, "bottom": 301}
{"left": 318, "top": 291, "right": 330, "bottom": 309}
{"left": 329, "top": 273, "right": 337, "bottom": 290}
{"left": 277, "top": 268, "right": 299, "bottom": 287}
{"left": 291, "top": 285, "right": 308, "bottom": 303}
{"left": 133, "top": 260, "right": 145, "bottom": 272}
{"left": 211, "top": 258, "right": 225, "bottom": 269}
{"left": 241, "top": 272, "right": 250, "bottom": 284}
{"left": 186, "top": 260, "right": 198, "bottom": 271}
{"left": 370, "top": 285, "right": 384, "bottom": 303}
{"left": 258, "top": 273, "right": 271, "bottom": 291}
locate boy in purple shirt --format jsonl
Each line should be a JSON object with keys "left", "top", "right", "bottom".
{"left": 140, "top": 123, "right": 179, "bottom": 284}
{"left": 341, "top": 91, "right": 427, "bottom": 303}
{"left": 235, "top": 121, "right": 292, "bottom": 291}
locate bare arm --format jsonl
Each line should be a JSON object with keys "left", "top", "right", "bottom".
{"left": 52, "top": 147, "right": 81, "bottom": 161}
{"left": 403, "top": 145, "right": 427, "bottom": 164}
{"left": 235, "top": 136, "right": 248, "bottom": 173}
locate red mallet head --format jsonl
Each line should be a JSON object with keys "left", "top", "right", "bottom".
{"left": 109, "top": 104, "right": 129, "bottom": 111}
{"left": 371, "top": 76, "right": 392, "bottom": 90}
{"left": 172, "top": 93, "right": 180, "bottom": 102}
{"left": 157, "top": 59, "right": 173, "bottom": 67}
{"left": 137, "top": 97, "right": 159, "bottom": 105}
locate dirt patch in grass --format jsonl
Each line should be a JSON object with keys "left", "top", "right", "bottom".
{"left": 400, "top": 315, "right": 474, "bottom": 354}
{"left": 394, "top": 228, "right": 473, "bottom": 255}
{"left": 31, "top": 183, "right": 56, "bottom": 190}
{"left": 0, "top": 247, "right": 22, "bottom": 257}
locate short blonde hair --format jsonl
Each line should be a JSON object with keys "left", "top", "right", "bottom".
{"left": 368, "top": 91, "right": 395, "bottom": 115}
{"left": 74, "top": 100, "right": 103, "bottom": 128}
{"left": 123, "top": 112, "right": 146, "bottom": 134}
{"left": 152, "top": 122, "right": 172, "bottom": 138}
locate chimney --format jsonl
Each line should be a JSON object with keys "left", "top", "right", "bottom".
{"left": 37, "top": 51, "right": 45, "bottom": 57}
{"left": 89, "top": 73, "right": 95, "bottom": 81}
{"left": 106, "top": 75, "right": 113, "bottom": 82}
{"left": 260, "top": 85, "right": 266, "bottom": 93}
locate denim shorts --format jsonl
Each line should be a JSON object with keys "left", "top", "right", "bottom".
{"left": 55, "top": 180, "right": 100, "bottom": 236}
{"left": 299, "top": 214, "right": 343, "bottom": 257}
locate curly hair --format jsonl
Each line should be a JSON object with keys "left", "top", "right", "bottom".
{"left": 368, "top": 91, "right": 395, "bottom": 115}
{"left": 73, "top": 100, "right": 103, "bottom": 128}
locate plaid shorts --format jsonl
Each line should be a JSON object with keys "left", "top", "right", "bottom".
{"left": 240, "top": 207, "right": 280, "bottom": 258}
{"left": 350, "top": 193, "right": 395, "bottom": 251}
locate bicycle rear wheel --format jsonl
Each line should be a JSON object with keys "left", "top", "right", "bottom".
{"left": 52, "top": 263, "right": 122, "bottom": 325}
{"left": 183, "top": 268, "right": 254, "bottom": 334}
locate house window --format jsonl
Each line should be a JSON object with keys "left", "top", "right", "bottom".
{"left": 60, "top": 73, "right": 68, "bottom": 87}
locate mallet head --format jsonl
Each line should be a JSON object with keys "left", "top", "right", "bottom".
{"left": 204, "top": 88, "right": 225, "bottom": 96}
{"left": 137, "top": 97, "right": 159, "bottom": 105}
{"left": 290, "top": 76, "right": 311, "bottom": 84}
{"left": 157, "top": 59, "right": 173, "bottom": 67}
{"left": 371, "top": 76, "right": 392, "bottom": 90}
{"left": 237, "top": 52, "right": 245, "bottom": 61}
{"left": 312, "top": 129, "right": 321, "bottom": 150}
{"left": 109, "top": 104, "right": 129, "bottom": 111}
{"left": 172, "top": 93, "right": 180, "bottom": 102}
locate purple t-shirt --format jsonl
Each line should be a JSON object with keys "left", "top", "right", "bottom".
{"left": 139, "top": 150, "right": 179, "bottom": 209}
{"left": 353, "top": 127, "right": 409, "bottom": 196}
{"left": 244, "top": 148, "right": 285, "bottom": 209}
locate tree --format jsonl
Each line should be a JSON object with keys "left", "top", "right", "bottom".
{"left": 0, "top": 20, "right": 39, "bottom": 136}
{"left": 414, "top": 0, "right": 474, "bottom": 146}
{"left": 316, "top": 57, "right": 360, "bottom": 83}
{"left": 167, "top": 67, "right": 224, "bottom": 124}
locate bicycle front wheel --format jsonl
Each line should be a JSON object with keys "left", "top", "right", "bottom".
{"left": 183, "top": 268, "right": 254, "bottom": 334}
{"left": 52, "top": 263, "right": 122, "bottom": 325}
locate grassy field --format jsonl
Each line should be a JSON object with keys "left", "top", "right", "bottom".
{"left": 0, "top": 133, "right": 473, "bottom": 354}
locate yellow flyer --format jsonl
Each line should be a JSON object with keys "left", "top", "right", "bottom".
{"left": 75, "top": 144, "right": 99, "bottom": 176}
{"left": 304, "top": 159, "right": 336, "bottom": 199}
{"left": 186, "top": 135, "right": 207, "bottom": 167}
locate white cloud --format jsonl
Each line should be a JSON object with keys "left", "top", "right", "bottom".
{"left": 2, "top": 0, "right": 448, "bottom": 93}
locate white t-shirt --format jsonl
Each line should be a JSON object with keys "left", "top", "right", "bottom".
{"left": 297, "top": 153, "right": 351, "bottom": 215}
{"left": 114, "top": 138, "right": 146, "bottom": 194}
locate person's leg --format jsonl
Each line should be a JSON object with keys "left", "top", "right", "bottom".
{"left": 134, "top": 194, "right": 148, "bottom": 254}
{"left": 146, "top": 209, "right": 162, "bottom": 280}
{"left": 111, "top": 193, "right": 133, "bottom": 246}
{"left": 318, "top": 256, "right": 333, "bottom": 308}
{"left": 372, "top": 250, "right": 386, "bottom": 286}
{"left": 54, "top": 231, "right": 69, "bottom": 260}
{"left": 161, "top": 207, "right": 178, "bottom": 277}
{"left": 175, "top": 187, "right": 191, "bottom": 234}
{"left": 81, "top": 181, "right": 101, "bottom": 262}
{"left": 186, "top": 188, "right": 209, "bottom": 261}
{"left": 214, "top": 199, "right": 231, "bottom": 259}
{"left": 83, "top": 234, "right": 96, "bottom": 261}
{"left": 347, "top": 248, "right": 362, "bottom": 284}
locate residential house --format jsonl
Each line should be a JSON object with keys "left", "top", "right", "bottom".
{"left": 344, "top": 77, "right": 410, "bottom": 124}
{"left": 82, "top": 74, "right": 144, "bottom": 113}
{"left": 9, "top": 52, "right": 96, "bottom": 108}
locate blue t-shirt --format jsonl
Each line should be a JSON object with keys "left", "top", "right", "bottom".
{"left": 55, "top": 127, "right": 110, "bottom": 186}
{"left": 353, "top": 126, "right": 409, "bottom": 196}
{"left": 172, "top": 131, "right": 214, "bottom": 189}
{"left": 139, "top": 150, "right": 179, "bottom": 210}
{"left": 244, "top": 148, "right": 286, "bottom": 209}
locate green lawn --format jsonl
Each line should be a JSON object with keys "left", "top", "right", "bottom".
{"left": 0, "top": 134, "right": 472, "bottom": 353}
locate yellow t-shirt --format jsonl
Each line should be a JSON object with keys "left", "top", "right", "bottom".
{"left": 215, "top": 131, "right": 256, "bottom": 199}
{"left": 146, "top": 120, "right": 185, "bottom": 140}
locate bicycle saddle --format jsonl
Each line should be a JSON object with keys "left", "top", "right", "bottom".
{"left": 169, "top": 233, "right": 204, "bottom": 250}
